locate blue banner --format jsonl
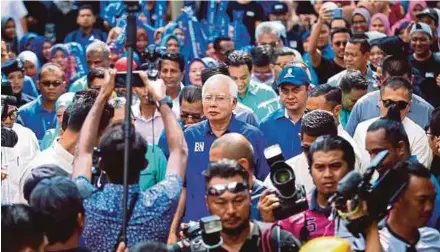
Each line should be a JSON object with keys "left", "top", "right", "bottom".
{"left": 155, "top": 0, "right": 167, "bottom": 28}
{"left": 232, "top": 10, "right": 251, "bottom": 50}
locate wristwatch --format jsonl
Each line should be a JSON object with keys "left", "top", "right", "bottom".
{"left": 157, "top": 96, "right": 173, "bottom": 109}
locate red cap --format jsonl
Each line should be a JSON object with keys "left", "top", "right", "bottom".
{"left": 114, "top": 57, "right": 138, "bottom": 72}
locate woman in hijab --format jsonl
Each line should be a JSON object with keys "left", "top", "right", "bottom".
{"left": 391, "top": 0, "right": 427, "bottom": 34}
{"left": 185, "top": 59, "right": 206, "bottom": 86}
{"left": 1, "top": 16, "right": 18, "bottom": 55}
{"left": 17, "top": 51, "right": 40, "bottom": 82}
{"left": 351, "top": 8, "right": 371, "bottom": 33}
{"left": 369, "top": 13, "right": 391, "bottom": 35}
{"left": 163, "top": 23, "right": 185, "bottom": 43}
{"left": 18, "top": 33, "right": 38, "bottom": 53}
{"left": 39, "top": 92, "right": 75, "bottom": 151}
{"left": 49, "top": 44, "right": 72, "bottom": 87}
{"left": 136, "top": 26, "right": 149, "bottom": 55}
{"left": 369, "top": 38, "right": 386, "bottom": 72}
{"left": 160, "top": 34, "right": 183, "bottom": 54}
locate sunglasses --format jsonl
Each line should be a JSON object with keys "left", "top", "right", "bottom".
{"left": 207, "top": 182, "right": 249, "bottom": 196}
{"left": 334, "top": 41, "right": 347, "bottom": 47}
{"left": 181, "top": 113, "right": 203, "bottom": 120}
{"left": 382, "top": 99, "right": 409, "bottom": 110}
{"left": 40, "top": 80, "right": 63, "bottom": 87}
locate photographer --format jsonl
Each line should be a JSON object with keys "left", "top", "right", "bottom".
{"left": 71, "top": 69, "right": 188, "bottom": 250}
{"left": 199, "top": 159, "right": 300, "bottom": 251}
{"left": 379, "top": 160, "right": 440, "bottom": 251}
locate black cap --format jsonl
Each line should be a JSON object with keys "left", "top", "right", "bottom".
{"left": 416, "top": 8, "right": 439, "bottom": 23}
{"left": 23, "top": 165, "right": 69, "bottom": 202}
{"left": 271, "top": 2, "right": 288, "bottom": 15}
{"left": 1, "top": 59, "right": 24, "bottom": 76}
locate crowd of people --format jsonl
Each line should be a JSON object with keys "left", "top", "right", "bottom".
{"left": 1, "top": 0, "right": 440, "bottom": 251}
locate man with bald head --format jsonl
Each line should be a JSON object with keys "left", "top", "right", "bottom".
{"left": 210, "top": 133, "right": 268, "bottom": 221}
{"left": 180, "top": 74, "right": 268, "bottom": 223}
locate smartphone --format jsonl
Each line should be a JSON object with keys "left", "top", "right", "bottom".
{"left": 115, "top": 71, "right": 144, "bottom": 88}
{"left": 331, "top": 8, "right": 343, "bottom": 19}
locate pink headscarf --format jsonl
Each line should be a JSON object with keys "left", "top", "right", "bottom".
{"left": 370, "top": 13, "right": 391, "bottom": 35}
{"left": 391, "top": 0, "right": 427, "bottom": 34}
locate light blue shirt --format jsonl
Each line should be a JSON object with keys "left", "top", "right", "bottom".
{"left": 345, "top": 91, "right": 434, "bottom": 136}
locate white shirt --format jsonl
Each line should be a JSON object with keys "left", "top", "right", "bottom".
{"left": 353, "top": 117, "right": 433, "bottom": 169}
{"left": 1, "top": 124, "right": 39, "bottom": 203}
{"left": 131, "top": 104, "right": 164, "bottom": 145}
{"left": 338, "top": 125, "right": 366, "bottom": 173}
{"left": 17, "top": 138, "right": 74, "bottom": 203}
{"left": 380, "top": 226, "right": 440, "bottom": 252}
{"left": 169, "top": 83, "right": 184, "bottom": 120}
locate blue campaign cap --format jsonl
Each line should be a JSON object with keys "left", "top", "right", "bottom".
{"left": 1, "top": 59, "right": 24, "bottom": 76}
{"left": 277, "top": 65, "right": 310, "bottom": 86}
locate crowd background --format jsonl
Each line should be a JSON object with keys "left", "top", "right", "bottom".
{"left": 2, "top": 0, "right": 440, "bottom": 251}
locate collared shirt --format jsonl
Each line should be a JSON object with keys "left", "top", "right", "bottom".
{"left": 183, "top": 115, "right": 269, "bottom": 221}
{"left": 259, "top": 108, "right": 302, "bottom": 160}
{"left": 250, "top": 179, "right": 267, "bottom": 221}
{"left": 339, "top": 107, "right": 351, "bottom": 130}
{"left": 17, "top": 95, "right": 57, "bottom": 143}
{"left": 338, "top": 124, "right": 365, "bottom": 173}
{"left": 235, "top": 102, "right": 259, "bottom": 127}
{"left": 75, "top": 175, "right": 182, "bottom": 251}
{"left": 379, "top": 226, "right": 440, "bottom": 252}
{"left": 1, "top": 123, "right": 39, "bottom": 203}
{"left": 238, "top": 81, "right": 280, "bottom": 122}
{"left": 328, "top": 68, "right": 379, "bottom": 92}
{"left": 139, "top": 145, "right": 168, "bottom": 191}
{"left": 16, "top": 137, "right": 73, "bottom": 202}
{"left": 68, "top": 75, "right": 88, "bottom": 93}
{"left": 170, "top": 83, "right": 184, "bottom": 120}
{"left": 345, "top": 90, "right": 434, "bottom": 136}
{"left": 353, "top": 117, "right": 433, "bottom": 169}
{"left": 64, "top": 28, "right": 107, "bottom": 49}
{"left": 131, "top": 104, "right": 164, "bottom": 145}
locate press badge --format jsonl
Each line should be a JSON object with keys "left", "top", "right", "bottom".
{"left": 425, "top": 72, "right": 434, "bottom": 78}
{"left": 246, "top": 11, "right": 255, "bottom": 17}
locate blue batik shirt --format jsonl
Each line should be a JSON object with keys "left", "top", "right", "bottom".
{"left": 183, "top": 115, "right": 269, "bottom": 222}
{"left": 75, "top": 175, "right": 182, "bottom": 251}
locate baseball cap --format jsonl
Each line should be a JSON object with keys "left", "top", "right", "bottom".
{"left": 277, "top": 65, "right": 310, "bottom": 86}
{"left": 1, "top": 59, "right": 24, "bottom": 76}
{"left": 271, "top": 2, "right": 288, "bottom": 15}
{"left": 23, "top": 165, "right": 69, "bottom": 202}
{"left": 114, "top": 57, "right": 138, "bottom": 72}
{"left": 416, "top": 8, "right": 439, "bottom": 23}
{"left": 410, "top": 22, "right": 433, "bottom": 38}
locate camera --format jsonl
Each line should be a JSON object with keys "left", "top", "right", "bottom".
{"left": 1, "top": 76, "right": 18, "bottom": 148}
{"left": 328, "top": 150, "right": 409, "bottom": 237}
{"left": 140, "top": 44, "right": 166, "bottom": 80}
{"left": 168, "top": 215, "right": 223, "bottom": 252}
{"left": 264, "top": 145, "right": 308, "bottom": 220}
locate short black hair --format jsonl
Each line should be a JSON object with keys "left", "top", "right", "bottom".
{"left": 330, "top": 27, "right": 352, "bottom": 41}
{"left": 179, "top": 85, "right": 202, "bottom": 105}
{"left": 159, "top": 52, "right": 185, "bottom": 72}
{"left": 98, "top": 121, "right": 147, "bottom": 184}
{"left": 202, "top": 159, "right": 249, "bottom": 187}
{"left": 68, "top": 89, "right": 114, "bottom": 133}
{"left": 429, "top": 107, "right": 440, "bottom": 137}
{"left": 2, "top": 204, "right": 45, "bottom": 252}
{"left": 274, "top": 47, "right": 296, "bottom": 58}
{"left": 251, "top": 45, "right": 275, "bottom": 67}
{"left": 367, "top": 118, "right": 410, "bottom": 153}
{"left": 381, "top": 55, "right": 411, "bottom": 78}
{"left": 201, "top": 63, "right": 230, "bottom": 85}
{"left": 61, "top": 105, "right": 70, "bottom": 131}
{"left": 307, "top": 135, "right": 356, "bottom": 171}
{"left": 380, "top": 76, "right": 413, "bottom": 98}
{"left": 30, "top": 176, "right": 84, "bottom": 245}
{"left": 348, "top": 33, "right": 370, "bottom": 53}
{"left": 309, "top": 84, "right": 342, "bottom": 107}
{"left": 87, "top": 67, "right": 105, "bottom": 88}
{"left": 78, "top": 4, "right": 94, "bottom": 15}
{"left": 131, "top": 241, "right": 168, "bottom": 252}
{"left": 396, "top": 160, "right": 431, "bottom": 179}
{"left": 226, "top": 50, "right": 253, "bottom": 72}
{"left": 301, "top": 110, "right": 338, "bottom": 138}
{"left": 339, "top": 70, "right": 369, "bottom": 94}
{"left": 331, "top": 18, "right": 350, "bottom": 29}
{"left": 213, "top": 36, "right": 232, "bottom": 52}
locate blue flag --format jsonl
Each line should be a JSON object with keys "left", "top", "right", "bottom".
{"left": 66, "top": 42, "right": 88, "bottom": 83}
{"left": 232, "top": 10, "right": 251, "bottom": 50}
{"left": 155, "top": 0, "right": 167, "bottom": 28}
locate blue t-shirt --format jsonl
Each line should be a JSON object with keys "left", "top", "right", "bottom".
{"left": 183, "top": 115, "right": 269, "bottom": 221}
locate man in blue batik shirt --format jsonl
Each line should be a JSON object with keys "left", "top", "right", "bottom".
{"left": 259, "top": 65, "right": 311, "bottom": 160}
{"left": 179, "top": 74, "right": 269, "bottom": 223}
{"left": 72, "top": 70, "right": 188, "bottom": 250}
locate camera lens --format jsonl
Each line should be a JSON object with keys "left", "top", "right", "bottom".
{"left": 274, "top": 169, "right": 292, "bottom": 184}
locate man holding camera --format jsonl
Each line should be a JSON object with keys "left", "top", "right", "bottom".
{"left": 200, "top": 159, "right": 300, "bottom": 251}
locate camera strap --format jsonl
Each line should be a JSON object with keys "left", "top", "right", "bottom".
{"left": 113, "top": 192, "right": 139, "bottom": 250}
{"left": 256, "top": 221, "right": 281, "bottom": 252}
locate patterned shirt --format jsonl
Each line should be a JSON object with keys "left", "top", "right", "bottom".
{"left": 75, "top": 175, "right": 182, "bottom": 251}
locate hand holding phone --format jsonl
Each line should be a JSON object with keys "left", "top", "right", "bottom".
{"left": 331, "top": 8, "right": 343, "bottom": 19}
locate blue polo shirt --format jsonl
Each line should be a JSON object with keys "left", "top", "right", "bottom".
{"left": 17, "top": 95, "right": 57, "bottom": 144}
{"left": 259, "top": 108, "right": 302, "bottom": 160}
{"left": 183, "top": 115, "right": 269, "bottom": 222}
{"left": 64, "top": 28, "right": 107, "bottom": 49}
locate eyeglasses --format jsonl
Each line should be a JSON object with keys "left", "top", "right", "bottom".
{"left": 203, "top": 95, "right": 231, "bottom": 104}
{"left": 181, "top": 112, "right": 204, "bottom": 121}
{"left": 207, "top": 182, "right": 249, "bottom": 196}
{"left": 382, "top": 99, "right": 409, "bottom": 110}
{"left": 40, "top": 80, "right": 63, "bottom": 87}
{"left": 260, "top": 41, "right": 277, "bottom": 48}
{"left": 334, "top": 41, "right": 348, "bottom": 47}
{"left": 4, "top": 109, "right": 17, "bottom": 120}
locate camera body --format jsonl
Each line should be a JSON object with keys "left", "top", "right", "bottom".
{"left": 169, "top": 215, "right": 223, "bottom": 252}
{"left": 140, "top": 44, "right": 166, "bottom": 80}
{"left": 264, "top": 145, "right": 308, "bottom": 220}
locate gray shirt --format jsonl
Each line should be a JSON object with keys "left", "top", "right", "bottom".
{"left": 345, "top": 90, "right": 434, "bottom": 136}
{"left": 328, "top": 68, "right": 379, "bottom": 92}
